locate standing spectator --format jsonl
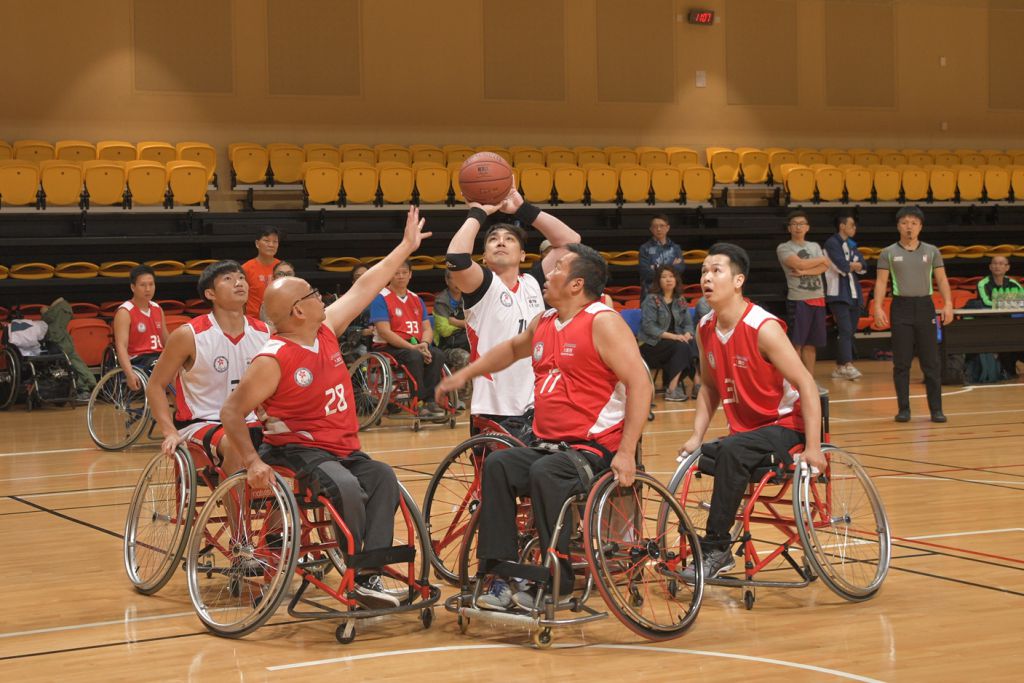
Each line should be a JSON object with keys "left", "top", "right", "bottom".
{"left": 433, "top": 270, "right": 471, "bottom": 373}
{"left": 873, "top": 207, "right": 953, "bottom": 423}
{"left": 776, "top": 211, "right": 829, "bottom": 374}
{"left": 824, "top": 211, "right": 866, "bottom": 380}
{"left": 242, "top": 227, "right": 281, "bottom": 317}
{"left": 638, "top": 214, "right": 683, "bottom": 291}
{"left": 638, "top": 265, "right": 696, "bottom": 401}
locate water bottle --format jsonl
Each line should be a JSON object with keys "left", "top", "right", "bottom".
{"left": 992, "top": 290, "right": 1002, "bottom": 310}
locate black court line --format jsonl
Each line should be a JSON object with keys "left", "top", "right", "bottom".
{"left": 854, "top": 460, "right": 1024, "bottom": 493}
{"left": 9, "top": 496, "right": 123, "bottom": 540}
{"left": 887, "top": 564, "right": 1024, "bottom": 598}
{"left": 890, "top": 539, "right": 1024, "bottom": 573}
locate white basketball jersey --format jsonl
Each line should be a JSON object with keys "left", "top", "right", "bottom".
{"left": 174, "top": 313, "right": 271, "bottom": 434}
{"left": 465, "top": 271, "right": 545, "bottom": 416}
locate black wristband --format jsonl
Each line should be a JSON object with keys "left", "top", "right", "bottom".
{"left": 514, "top": 201, "right": 542, "bottom": 226}
{"left": 466, "top": 207, "right": 488, "bottom": 224}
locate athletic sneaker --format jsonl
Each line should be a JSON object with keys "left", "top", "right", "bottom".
{"left": 476, "top": 578, "right": 513, "bottom": 611}
{"left": 680, "top": 547, "right": 735, "bottom": 584}
{"left": 845, "top": 364, "right": 862, "bottom": 379}
{"left": 831, "top": 365, "right": 850, "bottom": 379}
{"left": 353, "top": 574, "right": 400, "bottom": 609}
{"left": 418, "top": 402, "right": 445, "bottom": 419}
{"left": 665, "top": 386, "right": 688, "bottom": 402}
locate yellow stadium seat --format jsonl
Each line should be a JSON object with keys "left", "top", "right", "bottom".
{"left": 337, "top": 144, "right": 373, "bottom": 163}
{"left": 166, "top": 160, "right": 209, "bottom": 207}
{"left": 377, "top": 161, "right": 414, "bottom": 203}
{"left": 553, "top": 165, "right": 586, "bottom": 203}
{"left": 184, "top": 259, "right": 217, "bottom": 276}
{"left": 14, "top": 140, "right": 54, "bottom": 163}
{"left": 267, "top": 143, "right": 304, "bottom": 184}
{"left": 899, "top": 165, "right": 929, "bottom": 201}
{"left": 982, "top": 166, "right": 1010, "bottom": 200}
{"left": 649, "top": 164, "right": 682, "bottom": 202}
{"left": 926, "top": 148, "right": 950, "bottom": 157}
{"left": 819, "top": 147, "right": 844, "bottom": 156}
{"left": 513, "top": 148, "right": 545, "bottom": 166}
{"left": 782, "top": 164, "right": 814, "bottom": 202}
{"left": 682, "top": 166, "right": 713, "bottom": 203}
{"left": 97, "top": 140, "right": 137, "bottom": 162}
{"left": 575, "top": 148, "right": 607, "bottom": 166}
{"left": 899, "top": 148, "right": 924, "bottom": 156}
{"left": 637, "top": 147, "right": 668, "bottom": 167}
{"left": 302, "top": 161, "right": 342, "bottom": 205}
{"left": 519, "top": 164, "right": 554, "bottom": 204}
{"left": 0, "top": 141, "right": 11, "bottom": 160}
{"left": 738, "top": 150, "right": 769, "bottom": 184}
{"left": 666, "top": 147, "right": 699, "bottom": 167}
{"left": 585, "top": 164, "right": 619, "bottom": 203}
{"left": 375, "top": 145, "right": 412, "bottom": 164}
{"left": 55, "top": 262, "right": 99, "bottom": 279}
{"left": 414, "top": 164, "right": 450, "bottom": 204}
{"left": 607, "top": 149, "right": 638, "bottom": 167}
{"left": 618, "top": 165, "right": 651, "bottom": 203}
{"left": 984, "top": 152, "right": 1011, "bottom": 167}
{"left": 768, "top": 151, "right": 798, "bottom": 182}
{"left": 954, "top": 166, "right": 983, "bottom": 202}
{"left": 474, "top": 146, "right": 511, "bottom": 164}
{"left": 826, "top": 152, "right": 854, "bottom": 167}
{"left": 881, "top": 153, "right": 907, "bottom": 167}
{"left": 933, "top": 153, "right": 959, "bottom": 167}
{"left": 320, "top": 256, "right": 363, "bottom": 272}
{"left": 797, "top": 151, "right": 826, "bottom": 166}
{"left": 137, "top": 141, "right": 175, "bottom": 164}
{"left": 815, "top": 166, "right": 844, "bottom": 201}
{"left": 846, "top": 147, "right": 871, "bottom": 155}
{"left": 410, "top": 145, "right": 445, "bottom": 165}
{"left": 230, "top": 143, "right": 269, "bottom": 185}
{"left": 176, "top": 142, "right": 217, "bottom": 182}
{"left": 83, "top": 160, "right": 127, "bottom": 207}
{"left": 959, "top": 153, "right": 987, "bottom": 167}
{"left": 870, "top": 165, "right": 901, "bottom": 201}
{"left": 10, "top": 262, "right": 55, "bottom": 279}
{"left": 341, "top": 163, "right": 378, "bottom": 204}
{"left": 304, "top": 143, "right": 341, "bottom": 165}
{"left": 907, "top": 153, "right": 934, "bottom": 167}
{"left": 39, "top": 160, "right": 84, "bottom": 207}
{"left": 928, "top": 166, "right": 956, "bottom": 201}
{"left": 100, "top": 260, "right": 140, "bottom": 278}
{"left": 543, "top": 147, "right": 575, "bottom": 166}
{"left": 854, "top": 152, "right": 881, "bottom": 167}
{"left": 0, "top": 160, "right": 41, "bottom": 207}
{"left": 55, "top": 140, "right": 96, "bottom": 162}
{"left": 442, "top": 145, "right": 474, "bottom": 165}
{"left": 874, "top": 148, "right": 899, "bottom": 156}
{"left": 145, "top": 260, "right": 185, "bottom": 277}
{"left": 708, "top": 149, "right": 740, "bottom": 184}
{"left": 953, "top": 148, "right": 976, "bottom": 157}
{"left": 843, "top": 166, "right": 873, "bottom": 202}
{"left": 126, "top": 160, "right": 168, "bottom": 207}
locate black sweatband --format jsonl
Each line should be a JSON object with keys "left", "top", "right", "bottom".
{"left": 445, "top": 253, "right": 473, "bottom": 271}
{"left": 466, "top": 207, "right": 488, "bottom": 224}
{"left": 514, "top": 201, "right": 542, "bottom": 226}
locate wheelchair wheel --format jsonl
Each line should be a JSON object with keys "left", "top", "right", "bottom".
{"left": 422, "top": 433, "right": 520, "bottom": 584}
{"left": 665, "top": 450, "right": 742, "bottom": 543}
{"left": 793, "top": 446, "right": 890, "bottom": 601}
{"left": 87, "top": 367, "right": 151, "bottom": 450}
{"left": 378, "top": 483, "right": 433, "bottom": 600}
{"left": 437, "top": 364, "right": 460, "bottom": 429}
{"left": 0, "top": 347, "right": 18, "bottom": 410}
{"left": 123, "top": 448, "right": 196, "bottom": 594}
{"left": 348, "top": 352, "right": 392, "bottom": 430}
{"left": 584, "top": 472, "right": 704, "bottom": 641}
{"left": 185, "top": 471, "right": 301, "bottom": 638}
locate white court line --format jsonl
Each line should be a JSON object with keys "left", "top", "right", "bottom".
{"left": 0, "top": 467, "right": 142, "bottom": 484}
{"left": 876, "top": 475, "right": 1024, "bottom": 485}
{"left": 265, "top": 643, "right": 884, "bottom": 681}
{"left": 0, "top": 447, "right": 94, "bottom": 458}
{"left": 0, "top": 610, "right": 201, "bottom": 640}
{"left": 905, "top": 528, "right": 1023, "bottom": 541}
{"left": 14, "top": 485, "right": 137, "bottom": 499}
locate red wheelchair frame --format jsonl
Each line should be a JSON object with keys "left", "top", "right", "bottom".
{"left": 347, "top": 348, "right": 458, "bottom": 431}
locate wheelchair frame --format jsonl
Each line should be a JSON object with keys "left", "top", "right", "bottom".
{"left": 0, "top": 332, "right": 78, "bottom": 411}
{"left": 347, "top": 349, "right": 459, "bottom": 432}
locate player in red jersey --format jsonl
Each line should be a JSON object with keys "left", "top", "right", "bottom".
{"left": 677, "top": 242, "right": 824, "bottom": 582}
{"left": 436, "top": 244, "right": 651, "bottom": 611}
{"left": 114, "top": 264, "right": 167, "bottom": 391}
{"left": 220, "top": 207, "right": 431, "bottom": 609}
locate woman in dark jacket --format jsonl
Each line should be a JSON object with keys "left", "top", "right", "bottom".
{"left": 638, "top": 265, "right": 696, "bottom": 401}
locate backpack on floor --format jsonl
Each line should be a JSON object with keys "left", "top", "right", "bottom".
{"left": 966, "top": 353, "right": 1006, "bottom": 384}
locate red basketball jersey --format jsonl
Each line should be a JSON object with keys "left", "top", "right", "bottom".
{"left": 118, "top": 300, "right": 164, "bottom": 358}
{"left": 697, "top": 301, "right": 803, "bottom": 434}
{"left": 257, "top": 323, "right": 360, "bottom": 458}
{"left": 376, "top": 288, "right": 425, "bottom": 342}
{"left": 531, "top": 303, "right": 624, "bottom": 454}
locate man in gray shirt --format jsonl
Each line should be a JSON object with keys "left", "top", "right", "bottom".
{"left": 873, "top": 206, "right": 954, "bottom": 423}
{"left": 777, "top": 211, "right": 830, "bottom": 373}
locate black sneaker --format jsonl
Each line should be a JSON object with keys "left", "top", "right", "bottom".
{"left": 930, "top": 411, "right": 947, "bottom": 423}
{"left": 680, "top": 547, "right": 735, "bottom": 584}
{"left": 353, "top": 574, "right": 400, "bottom": 609}
{"left": 894, "top": 410, "right": 911, "bottom": 423}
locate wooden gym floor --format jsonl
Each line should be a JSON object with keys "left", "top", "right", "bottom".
{"left": 0, "top": 360, "right": 1021, "bottom": 681}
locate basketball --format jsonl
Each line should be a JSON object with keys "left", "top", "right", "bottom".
{"left": 459, "top": 152, "right": 514, "bottom": 205}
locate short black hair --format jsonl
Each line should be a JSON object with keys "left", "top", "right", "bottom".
{"left": 649, "top": 264, "right": 684, "bottom": 297}
{"left": 707, "top": 242, "right": 750, "bottom": 280}
{"left": 129, "top": 264, "right": 156, "bottom": 285}
{"left": 650, "top": 214, "right": 670, "bottom": 225}
{"left": 786, "top": 210, "right": 809, "bottom": 225}
{"left": 256, "top": 226, "right": 280, "bottom": 239}
{"left": 484, "top": 223, "right": 527, "bottom": 250}
{"left": 834, "top": 210, "right": 856, "bottom": 229}
{"left": 895, "top": 206, "right": 924, "bottom": 224}
{"left": 197, "top": 260, "right": 243, "bottom": 303}
{"left": 566, "top": 243, "right": 608, "bottom": 301}
{"left": 272, "top": 260, "right": 294, "bottom": 275}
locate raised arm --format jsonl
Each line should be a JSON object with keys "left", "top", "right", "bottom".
{"left": 498, "top": 190, "right": 580, "bottom": 274}
{"left": 220, "top": 356, "right": 281, "bottom": 488}
{"left": 446, "top": 203, "right": 501, "bottom": 294}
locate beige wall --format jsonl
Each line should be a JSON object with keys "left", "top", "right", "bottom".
{"left": 0, "top": 0, "right": 1021, "bottom": 162}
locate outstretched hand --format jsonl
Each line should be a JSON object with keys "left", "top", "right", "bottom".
{"left": 401, "top": 206, "right": 432, "bottom": 252}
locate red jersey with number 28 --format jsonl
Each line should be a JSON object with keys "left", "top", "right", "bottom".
{"left": 118, "top": 300, "right": 164, "bottom": 357}
{"left": 531, "top": 302, "right": 624, "bottom": 454}
{"left": 697, "top": 301, "right": 803, "bottom": 435}
{"left": 257, "top": 324, "right": 360, "bottom": 458}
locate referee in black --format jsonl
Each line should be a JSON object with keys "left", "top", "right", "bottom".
{"left": 872, "top": 207, "right": 954, "bottom": 423}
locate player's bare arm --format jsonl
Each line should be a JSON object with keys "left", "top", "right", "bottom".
{"left": 935, "top": 266, "right": 954, "bottom": 324}
{"left": 112, "top": 308, "right": 139, "bottom": 390}
{"left": 446, "top": 201, "right": 501, "bottom": 293}
{"left": 495, "top": 190, "right": 581, "bottom": 274}
{"left": 872, "top": 268, "right": 891, "bottom": 327}
{"left": 435, "top": 313, "right": 540, "bottom": 401}
{"left": 680, "top": 333, "right": 720, "bottom": 457}
{"left": 146, "top": 325, "right": 196, "bottom": 456}
{"left": 220, "top": 356, "right": 281, "bottom": 488}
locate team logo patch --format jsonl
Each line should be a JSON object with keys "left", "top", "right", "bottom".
{"left": 532, "top": 342, "right": 544, "bottom": 362}
{"left": 500, "top": 292, "right": 513, "bottom": 307}
{"left": 707, "top": 351, "right": 716, "bottom": 369}
{"left": 330, "top": 351, "right": 343, "bottom": 367}
{"left": 735, "top": 354, "right": 748, "bottom": 369}
{"left": 294, "top": 367, "right": 314, "bottom": 387}
{"left": 136, "top": 322, "right": 146, "bottom": 333}
{"left": 395, "top": 307, "right": 403, "bottom": 317}
{"left": 213, "top": 356, "right": 229, "bottom": 373}
{"left": 560, "top": 343, "right": 576, "bottom": 357}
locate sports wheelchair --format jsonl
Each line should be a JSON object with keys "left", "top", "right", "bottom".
{"left": 87, "top": 351, "right": 164, "bottom": 450}
{"left": 445, "top": 442, "right": 705, "bottom": 647}
{"left": 661, "top": 392, "right": 891, "bottom": 609}
{"left": 347, "top": 348, "right": 459, "bottom": 431}
{"left": 0, "top": 324, "right": 77, "bottom": 411}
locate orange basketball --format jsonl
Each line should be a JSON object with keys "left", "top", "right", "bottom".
{"left": 459, "top": 152, "right": 514, "bottom": 205}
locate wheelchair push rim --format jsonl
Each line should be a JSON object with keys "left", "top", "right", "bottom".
{"left": 87, "top": 366, "right": 151, "bottom": 450}
{"left": 348, "top": 352, "right": 392, "bottom": 430}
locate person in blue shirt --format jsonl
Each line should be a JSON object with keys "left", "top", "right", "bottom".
{"left": 638, "top": 214, "right": 683, "bottom": 290}
{"left": 823, "top": 211, "right": 866, "bottom": 380}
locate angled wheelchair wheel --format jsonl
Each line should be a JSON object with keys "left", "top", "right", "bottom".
{"left": 348, "top": 352, "right": 392, "bottom": 430}
{"left": 585, "top": 472, "right": 704, "bottom": 641}
{"left": 123, "top": 448, "right": 196, "bottom": 594}
{"left": 793, "top": 446, "right": 891, "bottom": 601}
{"left": 0, "top": 347, "right": 18, "bottom": 410}
{"left": 185, "top": 471, "right": 301, "bottom": 638}
{"left": 422, "top": 433, "right": 521, "bottom": 584}
{"left": 665, "top": 449, "right": 742, "bottom": 543}
{"left": 88, "top": 367, "right": 151, "bottom": 450}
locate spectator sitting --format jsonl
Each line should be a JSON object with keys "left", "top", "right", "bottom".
{"left": 694, "top": 295, "right": 711, "bottom": 321}
{"left": 339, "top": 265, "right": 373, "bottom": 360}
{"left": 824, "top": 211, "right": 866, "bottom": 380}
{"left": 638, "top": 214, "right": 683, "bottom": 291}
{"left": 433, "top": 270, "right": 471, "bottom": 374}
{"left": 638, "top": 265, "right": 697, "bottom": 402}
{"left": 258, "top": 260, "right": 295, "bottom": 326}
{"left": 974, "top": 255, "right": 1024, "bottom": 377}
{"left": 242, "top": 226, "right": 281, "bottom": 318}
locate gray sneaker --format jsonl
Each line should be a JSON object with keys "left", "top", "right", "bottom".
{"left": 476, "top": 578, "right": 513, "bottom": 611}
{"left": 680, "top": 547, "right": 735, "bottom": 584}
{"left": 664, "top": 386, "right": 688, "bottom": 402}
{"left": 353, "top": 574, "right": 400, "bottom": 609}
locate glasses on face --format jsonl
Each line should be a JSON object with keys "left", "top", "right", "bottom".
{"left": 291, "top": 288, "right": 321, "bottom": 308}
{"left": 789, "top": 221, "right": 809, "bottom": 227}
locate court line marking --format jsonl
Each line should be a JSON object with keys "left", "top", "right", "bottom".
{"left": 0, "top": 610, "right": 200, "bottom": 640}
{"left": 9, "top": 485, "right": 136, "bottom": 499}
{"left": 0, "top": 447, "right": 94, "bottom": 458}
{"left": 0, "top": 468, "right": 142, "bottom": 484}
{"left": 905, "top": 528, "right": 1023, "bottom": 541}
{"left": 265, "top": 643, "right": 884, "bottom": 681}
{"left": 876, "top": 476, "right": 1024, "bottom": 485}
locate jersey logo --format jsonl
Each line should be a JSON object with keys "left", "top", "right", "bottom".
{"left": 707, "top": 351, "right": 716, "bottom": 369}
{"left": 500, "top": 292, "right": 513, "bottom": 307}
{"left": 136, "top": 322, "right": 146, "bottom": 333}
{"left": 330, "top": 351, "right": 343, "bottom": 367}
{"left": 294, "top": 367, "right": 314, "bottom": 387}
{"left": 213, "top": 356, "right": 229, "bottom": 373}
{"left": 532, "top": 341, "right": 544, "bottom": 362}
{"left": 560, "top": 342, "right": 576, "bottom": 357}
{"left": 735, "top": 354, "right": 748, "bottom": 369}
{"left": 394, "top": 307, "right": 403, "bottom": 317}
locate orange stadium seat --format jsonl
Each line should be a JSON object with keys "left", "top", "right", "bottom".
{"left": 230, "top": 143, "right": 269, "bottom": 185}
{"left": 814, "top": 166, "right": 844, "bottom": 201}
{"left": 955, "top": 166, "right": 983, "bottom": 202}
{"left": 783, "top": 164, "right": 815, "bottom": 202}
{"left": 442, "top": 145, "right": 475, "bottom": 165}
{"left": 83, "top": 160, "right": 127, "bottom": 207}
{"left": 410, "top": 145, "right": 445, "bottom": 165}
{"left": 447, "top": 161, "right": 465, "bottom": 203}
{"left": 553, "top": 165, "right": 586, "bottom": 203}
{"left": 166, "top": 160, "right": 209, "bottom": 207}
{"left": 125, "top": 160, "right": 168, "bottom": 207}
{"left": 519, "top": 165, "right": 554, "bottom": 203}
{"left": 585, "top": 164, "right": 619, "bottom": 203}
{"left": 543, "top": 147, "right": 576, "bottom": 166}
{"left": 984, "top": 152, "right": 1011, "bottom": 167}
{"left": 377, "top": 161, "right": 414, "bottom": 203}
{"left": 682, "top": 166, "right": 713, "bottom": 203}
{"left": 303, "top": 143, "right": 341, "bottom": 165}
{"left": 96, "top": 140, "right": 136, "bottom": 162}
{"left": 982, "top": 166, "right": 1010, "bottom": 200}
{"left": 666, "top": 147, "right": 699, "bottom": 168}
{"left": 637, "top": 147, "right": 668, "bottom": 167}
{"left": 843, "top": 166, "right": 873, "bottom": 202}
{"left": 707, "top": 148, "right": 738, "bottom": 183}
{"left": 575, "top": 147, "right": 607, "bottom": 165}
{"left": 797, "top": 151, "right": 826, "bottom": 166}
{"left": 907, "top": 153, "right": 934, "bottom": 167}
{"left": 67, "top": 319, "right": 112, "bottom": 367}
{"left": 933, "top": 153, "right": 960, "bottom": 167}
{"left": 474, "top": 146, "right": 511, "bottom": 164}
{"left": 176, "top": 142, "right": 217, "bottom": 183}
{"left": 512, "top": 148, "right": 545, "bottom": 166}
{"left": 374, "top": 144, "right": 410, "bottom": 163}
{"left": 607, "top": 149, "right": 639, "bottom": 167}
{"left": 959, "top": 152, "right": 986, "bottom": 167}
{"left": 0, "top": 160, "right": 41, "bottom": 207}
{"left": 1011, "top": 167, "right": 1024, "bottom": 199}
{"left": 650, "top": 164, "right": 682, "bottom": 202}
{"left": 54, "top": 140, "right": 96, "bottom": 162}
{"left": 768, "top": 150, "right": 798, "bottom": 181}
{"left": 853, "top": 152, "right": 881, "bottom": 167}
{"left": 340, "top": 144, "right": 377, "bottom": 164}
{"left": 826, "top": 152, "right": 854, "bottom": 167}
{"left": 39, "top": 160, "right": 84, "bottom": 207}
{"left": 55, "top": 262, "right": 99, "bottom": 279}
{"left": 13, "top": 139, "right": 55, "bottom": 163}
{"left": 303, "top": 161, "right": 342, "bottom": 205}
{"left": 163, "top": 314, "right": 193, "bottom": 334}
{"left": 137, "top": 141, "right": 175, "bottom": 164}
{"left": 147, "top": 262, "right": 185, "bottom": 277}
{"left": 71, "top": 302, "right": 101, "bottom": 318}
{"left": 267, "top": 143, "right": 304, "bottom": 184}
{"left": 898, "top": 166, "right": 928, "bottom": 201}
{"left": 928, "top": 166, "right": 956, "bottom": 201}
{"left": 871, "top": 165, "right": 901, "bottom": 201}
{"left": 738, "top": 149, "right": 769, "bottom": 184}
{"left": 414, "top": 164, "right": 450, "bottom": 204}
{"left": 0, "top": 141, "right": 12, "bottom": 160}
{"left": 881, "top": 153, "right": 907, "bottom": 167}
{"left": 340, "top": 163, "right": 379, "bottom": 204}
{"left": 618, "top": 165, "right": 651, "bottom": 203}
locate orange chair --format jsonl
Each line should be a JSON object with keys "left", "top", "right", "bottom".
{"left": 67, "top": 318, "right": 113, "bottom": 367}
{"left": 163, "top": 314, "right": 193, "bottom": 334}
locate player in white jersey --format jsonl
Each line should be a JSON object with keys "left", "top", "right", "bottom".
{"left": 147, "top": 261, "right": 271, "bottom": 476}
{"left": 446, "top": 189, "right": 580, "bottom": 438}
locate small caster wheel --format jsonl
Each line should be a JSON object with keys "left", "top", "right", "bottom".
{"left": 666, "top": 579, "right": 678, "bottom": 598}
{"left": 336, "top": 620, "right": 356, "bottom": 644}
{"left": 458, "top": 614, "right": 470, "bottom": 634}
{"left": 743, "top": 589, "right": 755, "bottom": 611}
{"left": 448, "top": 416, "right": 457, "bottom": 429}
{"left": 374, "top": 417, "right": 382, "bottom": 427}
{"left": 647, "top": 412, "right": 655, "bottom": 422}
{"left": 421, "top": 607, "right": 434, "bottom": 629}
{"left": 629, "top": 584, "right": 644, "bottom": 607}
{"left": 533, "top": 627, "right": 553, "bottom": 649}
{"left": 412, "top": 420, "right": 421, "bottom": 432}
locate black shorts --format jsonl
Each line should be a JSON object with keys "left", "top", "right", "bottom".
{"left": 787, "top": 300, "right": 827, "bottom": 347}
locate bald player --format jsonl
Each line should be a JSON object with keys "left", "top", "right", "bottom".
{"left": 220, "top": 207, "right": 430, "bottom": 609}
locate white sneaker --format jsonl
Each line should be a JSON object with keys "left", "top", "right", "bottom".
{"left": 845, "top": 364, "right": 862, "bottom": 379}
{"left": 831, "top": 366, "right": 850, "bottom": 380}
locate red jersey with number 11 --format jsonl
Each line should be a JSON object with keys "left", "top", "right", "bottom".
{"left": 257, "top": 324, "right": 360, "bottom": 458}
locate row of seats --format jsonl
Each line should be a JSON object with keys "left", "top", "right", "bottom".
{"left": 0, "top": 259, "right": 218, "bottom": 280}
{"left": 0, "top": 160, "right": 209, "bottom": 209}
{"left": 1, "top": 140, "right": 216, "bottom": 177}
{"left": 779, "top": 163, "right": 1024, "bottom": 203}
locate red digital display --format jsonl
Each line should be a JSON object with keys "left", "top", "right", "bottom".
{"left": 688, "top": 9, "right": 715, "bottom": 25}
